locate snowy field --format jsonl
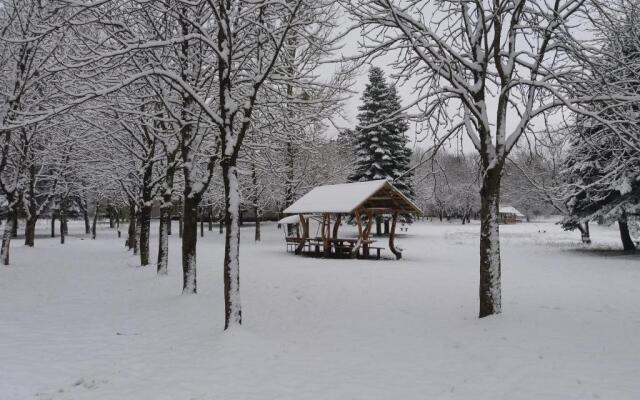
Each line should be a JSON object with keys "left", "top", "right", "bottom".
{"left": 1, "top": 219, "right": 639, "bottom": 400}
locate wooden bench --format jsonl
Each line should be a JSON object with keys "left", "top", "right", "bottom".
{"left": 333, "top": 242, "right": 355, "bottom": 257}
{"left": 362, "top": 246, "right": 384, "bottom": 259}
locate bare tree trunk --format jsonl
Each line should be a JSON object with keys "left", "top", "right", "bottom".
{"left": 578, "top": 222, "right": 591, "bottom": 244}
{"left": 200, "top": 209, "right": 204, "bottom": 238}
{"left": 60, "top": 199, "right": 68, "bottom": 236}
{"left": 11, "top": 211, "right": 17, "bottom": 238}
{"left": 134, "top": 213, "right": 141, "bottom": 255}
{"left": 157, "top": 206, "right": 170, "bottom": 275}
{"left": 60, "top": 205, "right": 66, "bottom": 244}
{"left": 208, "top": 206, "right": 213, "bottom": 231}
{"left": 223, "top": 163, "right": 242, "bottom": 329}
{"left": 157, "top": 178, "right": 173, "bottom": 274}
{"left": 51, "top": 211, "right": 56, "bottom": 238}
{"left": 254, "top": 207, "right": 261, "bottom": 242}
{"left": 375, "top": 215, "right": 382, "bottom": 236}
{"left": 127, "top": 202, "right": 136, "bottom": 251}
{"left": 83, "top": 208, "right": 90, "bottom": 234}
{"left": 618, "top": 212, "right": 636, "bottom": 251}
{"left": 219, "top": 212, "right": 223, "bottom": 234}
{"left": 108, "top": 205, "right": 115, "bottom": 228}
{"left": 77, "top": 199, "right": 91, "bottom": 235}
{"left": 1, "top": 210, "right": 15, "bottom": 265}
{"left": 92, "top": 203, "right": 99, "bottom": 240}
{"left": 139, "top": 204, "right": 151, "bottom": 265}
{"left": 182, "top": 195, "right": 199, "bottom": 294}
{"left": 284, "top": 140, "right": 296, "bottom": 209}
{"left": 24, "top": 217, "right": 36, "bottom": 247}
{"left": 251, "top": 165, "right": 261, "bottom": 242}
{"left": 479, "top": 167, "right": 502, "bottom": 318}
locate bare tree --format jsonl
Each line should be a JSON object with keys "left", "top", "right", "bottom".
{"left": 346, "top": 0, "right": 595, "bottom": 317}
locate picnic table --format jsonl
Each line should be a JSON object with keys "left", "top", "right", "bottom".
{"left": 293, "top": 237, "right": 382, "bottom": 259}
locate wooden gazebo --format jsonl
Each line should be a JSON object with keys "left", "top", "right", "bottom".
{"left": 282, "top": 180, "right": 421, "bottom": 259}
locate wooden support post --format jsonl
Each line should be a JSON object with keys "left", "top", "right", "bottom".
{"left": 295, "top": 214, "right": 309, "bottom": 255}
{"left": 389, "top": 211, "right": 402, "bottom": 260}
{"left": 322, "top": 213, "right": 331, "bottom": 257}
{"left": 332, "top": 214, "right": 341, "bottom": 239}
{"left": 362, "top": 210, "right": 373, "bottom": 258}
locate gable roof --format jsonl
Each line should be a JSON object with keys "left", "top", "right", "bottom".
{"left": 499, "top": 206, "right": 525, "bottom": 217}
{"left": 283, "top": 180, "right": 421, "bottom": 215}
{"left": 277, "top": 215, "right": 304, "bottom": 225}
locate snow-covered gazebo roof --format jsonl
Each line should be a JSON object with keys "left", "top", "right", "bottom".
{"left": 283, "top": 180, "right": 421, "bottom": 215}
{"left": 499, "top": 206, "right": 525, "bottom": 217}
{"left": 277, "top": 215, "right": 305, "bottom": 225}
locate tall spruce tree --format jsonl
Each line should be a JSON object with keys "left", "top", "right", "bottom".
{"left": 348, "top": 67, "right": 414, "bottom": 234}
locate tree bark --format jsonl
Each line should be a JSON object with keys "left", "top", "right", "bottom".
{"left": 60, "top": 199, "right": 68, "bottom": 236}
{"left": 182, "top": 195, "right": 199, "bottom": 294}
{"left": 222, "top": 163, "right": 242, "bottom": 329}
{"left": 618, "top": 212, "right": 636, "bottom": 251}
{"left": 24, "top": 177, "right": 39, "bottom": 247}
{"left": 254, "top": 206, "right": 261, "bottom": 242}
{"left": 139, "top": 204, "right": 151, "bottom": 266}
{"left": 1, "top": 210, "right": 15, "bottom": 265}
{"left": 59, "top": 205, "right": 65, "bottom": 244}
{"left": 77, "top": 199, "right": 90, "bottom": 235}
{"left": 157, "top": 205, "right": 170, "bottom": 275}
{"left": 389, "top": 212, "right": 401, "bottom": 259}
{"left": 208, "top": 206, "right": 213, "bottom": 231}
{"left": 108, "top": 205, "right": 115, "bottom": 228}
{"left": 11, "top": 211, "right": 17, "bottom": 238}
{"left": 479, "top": 167, "right": 502, "bottom": 318}
{"left": 578, "top": 222, "right": 591, "bottom": 244}
{"left": 91, "top": 203, "right": 99, "bottom": 240}
{"left": 24, "top": 217, "right": 36, "bottom": 247}
{"left": 157, "top": 184, "right": 173, "bottom": 275}
{"left": 83, "top": 209, "right": 90, "bottom": 235}
{"left": 333, "top": 214, "right": 341, "bottom": 238}
{"left": 51, "top": 212, "right": 56, "bottom": 238}
{"left": 127, "top": 202, "right": 137, "bottom": 251}
{"left": 134, "top": 213, "right": 141, "bottom": 255}
{"left": 200, "top": 210, "right": 204, "bottom": 238}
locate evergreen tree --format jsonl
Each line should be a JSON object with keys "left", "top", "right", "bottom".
{"left": 348, "top": 67, "right": 414, "bottom": 234}
{"left": 348, "top": 67, "right": 414, "bottom": 198}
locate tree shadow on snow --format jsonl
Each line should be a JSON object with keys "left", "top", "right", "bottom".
{"left": 565, "top": 246, "right": 640, "bottom": 260}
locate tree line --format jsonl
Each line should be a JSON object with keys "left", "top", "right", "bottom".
{"left": 0, "top": 0, "right": 639, "bottom": 326}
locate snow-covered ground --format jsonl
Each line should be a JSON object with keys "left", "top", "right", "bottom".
{"left": 1, "top": 219, "right": 639, "bottom": 400}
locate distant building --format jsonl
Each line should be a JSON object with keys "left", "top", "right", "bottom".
{"left": 498, "top": 206, "right": 526, "bottom": 224}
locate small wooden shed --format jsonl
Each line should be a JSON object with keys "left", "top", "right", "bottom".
{"left": 282, "top": 180, "right": 421, "bottom": 259}
{"left": 498, "top": 206, "right": 526, "bottom": 224}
